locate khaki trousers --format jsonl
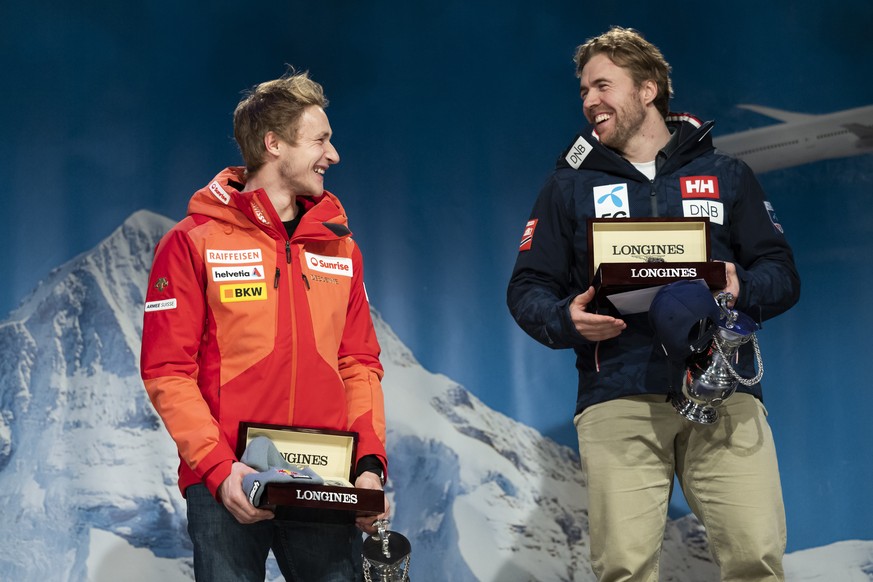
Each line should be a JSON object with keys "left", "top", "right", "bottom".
{"left": 574, "top": 393, "right": 786, "bottom": 582}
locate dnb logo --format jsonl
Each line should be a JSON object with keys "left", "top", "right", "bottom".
{"left": 681, "top": 176, "right": 724, "bottom": 225}
{"left": 220, "top": 282, "right": 268, "bottom": 303}
{"left": 565, "top": 135, "right": 594, "bottom": 169}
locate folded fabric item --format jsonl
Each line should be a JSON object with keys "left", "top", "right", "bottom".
{"left": 240, "top": 436, "right": 324, "bottom": 507}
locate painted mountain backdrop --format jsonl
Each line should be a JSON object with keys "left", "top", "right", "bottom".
{"left": 0, "top": 211, "right": 869, "bottom": 581}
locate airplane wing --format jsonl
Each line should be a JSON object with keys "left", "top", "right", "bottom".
{"left": 736, "top": 104, "right": 817, "bottom": 123}
{"left": 843, "top": 122, "right": 873, "bottom": 139}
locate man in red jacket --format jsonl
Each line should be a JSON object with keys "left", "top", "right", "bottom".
{"left": 141, "top": 70, "right": 389, "bottom": 581}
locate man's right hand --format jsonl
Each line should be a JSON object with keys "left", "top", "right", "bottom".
{"left": 217, "top": 461, "right": 276, "bottom": 524}
{"left": 569, "top": 286, "right": 626, "bottom": 341}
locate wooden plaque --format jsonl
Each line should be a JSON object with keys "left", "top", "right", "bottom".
{"left": 587, "top": 218, "right": 726, "bottom": 313}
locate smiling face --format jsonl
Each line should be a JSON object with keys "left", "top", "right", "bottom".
{"left": 579, "top": 53, "right": 651, "bottom": 154}
{"left": 276, "top": 105, "right": 340, "bottom": 198}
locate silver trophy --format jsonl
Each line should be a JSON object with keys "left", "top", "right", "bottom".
{"left": 671, "top": 292, "right": 764, "bottom": 424}
{"left": 362, "top": 520, "right": 411, "bottom": 581}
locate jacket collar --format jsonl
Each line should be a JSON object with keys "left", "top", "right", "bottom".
{"left": 557, "top": 113, "right": 715, "bottom": 179}
{"left": 188, "top": 167, "right": 352, "bottom": 241}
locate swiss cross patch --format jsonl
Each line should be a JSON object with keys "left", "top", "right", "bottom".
{"left": 518, "top": 219, "right": 538, "bottom": 251}
{"left": 680, "top": 176, "right": 720, "bottom": 199}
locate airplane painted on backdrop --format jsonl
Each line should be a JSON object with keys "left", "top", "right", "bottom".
{"left": 712, "top": 103, "right": 873, "bottom": 174}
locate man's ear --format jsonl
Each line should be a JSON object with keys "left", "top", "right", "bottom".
{"left": 640, "top": 79, "right": 658, "bottom": 106}
{"left": 263, "top": 131, "right": 282, "bottom": 159}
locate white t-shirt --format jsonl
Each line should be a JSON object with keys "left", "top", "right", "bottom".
{"left": 631, "top": 160, "right": 657, "bottom": 180}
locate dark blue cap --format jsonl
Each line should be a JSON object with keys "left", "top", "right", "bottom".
{"left": 649, "top": 280, "right": 721, "bottom": 362}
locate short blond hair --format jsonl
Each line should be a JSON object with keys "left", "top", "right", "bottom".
{"left": 233, "top": 69, "right": 328, "bottom": 173}
{"left": 573, "top": 26, "right": 673, "bottom": 118}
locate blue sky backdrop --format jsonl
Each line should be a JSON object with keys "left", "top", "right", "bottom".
{"left": 2, "top": 0, "right": 871, "bottom": 553}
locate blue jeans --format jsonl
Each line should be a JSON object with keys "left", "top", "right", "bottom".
{"left": 186, "top": 484, "right": 363, "bottom": 582}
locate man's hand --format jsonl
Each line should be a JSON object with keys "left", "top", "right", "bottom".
{"left": 716, "top": 261, "right": 740, "bottom": 308}
{"left": 569, "top": 286, "right": 626, "bottom": 341}
{"left": 354, "top": 471, "right": 390, "bottom": 535}
{"left": 217, "top": 461, "right": 276, "bottom": 524}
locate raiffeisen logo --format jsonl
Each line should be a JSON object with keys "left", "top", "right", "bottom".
{"left": 206, "top": 249, "right": 263, "bottom": 264}
{"left": 305, "top": 252, "right": 353, "bottom": 277}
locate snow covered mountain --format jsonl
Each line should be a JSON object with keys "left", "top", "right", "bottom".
{"left": 0, "top": 210, "right": 869, "bottom": 581}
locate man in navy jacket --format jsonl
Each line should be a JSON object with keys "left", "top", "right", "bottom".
{"left": 507, "top": 26, "right": 799, "bottom": 581}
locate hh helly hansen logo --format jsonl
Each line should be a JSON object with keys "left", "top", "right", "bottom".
{"left": 220, "top": 283, "right": 268, "bottom": 303}
{"left": 680, "top": 176, "right": 720, "bottom": 199}
{"left": 518, "top": 219, "right": 537, "bottom": 251}
{"left": 565, "top": 136, "right": 594, "bottom": 169}
{"left": 209, "top": 181, "right": 231, "bottom": 205}
{"left": 305, "top": 252, "right": 353, "bottom": 277}
{"left": 207, "top": 249, "right": 263, "bottom": 264}
{"left": 593, "top": 183, "right": 629, "bottom": 218}
{"left": 211, "top": 265, "right": 265, "bottom": 282}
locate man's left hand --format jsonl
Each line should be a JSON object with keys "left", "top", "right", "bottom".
{"left": 354, "top": 471, "right": 390, "bottom": 535}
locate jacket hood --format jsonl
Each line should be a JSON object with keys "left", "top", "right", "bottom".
{"left": 187, "top": 166, "right": 352, "bottom": 240}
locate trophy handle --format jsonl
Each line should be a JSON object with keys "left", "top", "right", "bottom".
{"left": 712, "top": 331, "right": 764, "bottom": 386}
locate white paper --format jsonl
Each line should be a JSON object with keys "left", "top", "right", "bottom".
{"left": 605, "top": 285, "right": 666, "bottom": 315}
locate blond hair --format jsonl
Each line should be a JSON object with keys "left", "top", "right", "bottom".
{"left": 574, "top": 26, "right": 673, "bottom": 118}
{"left": 233, "top": 69, "right": 328, "bottom": 173}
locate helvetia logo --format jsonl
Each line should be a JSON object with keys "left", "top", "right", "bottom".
{"left": 211, "top": 265, "right": 265, "bottom": 282}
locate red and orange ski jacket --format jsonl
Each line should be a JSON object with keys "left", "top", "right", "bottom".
{"left": 141, "top": 167, "right": 386, "bottom": 498}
